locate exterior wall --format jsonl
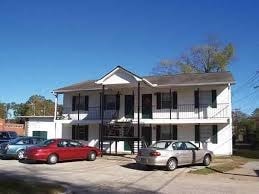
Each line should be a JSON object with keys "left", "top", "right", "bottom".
{"left": 58, "top": 123, "right": 232, "bottom": 155}
{"left": 61, "top": 84, "right": 230, "bottom": 122}
{"left": 26, "top": 118, "right": 56, "bottom": 139}
{"left": 0, "top": 119, "right": 25, "bottom": 135}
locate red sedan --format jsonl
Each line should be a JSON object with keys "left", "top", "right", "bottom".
{"left": 24, "top": 139, "right": 101, "bottom": 164}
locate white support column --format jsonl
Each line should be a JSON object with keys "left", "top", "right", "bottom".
{"left": 228, "top": 83, "right": 233, "bottom": 155}
{"left": 54, "top": 93, "right": 58, "bottom": 121}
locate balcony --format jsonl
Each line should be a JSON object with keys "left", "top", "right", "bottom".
{"left": 151, "top": 103, "right": 229, "bottom": 119}
{"left": 57, "top": 106, "right": 119, "bottom": 120}
{"left": 56, "top": 103, "right": 229, "bottom": 121}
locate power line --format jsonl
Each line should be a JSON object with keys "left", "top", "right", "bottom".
{"left": 233, "top": 71, "right": 259, "bottom": 96}
{"left": 233, "top": 90, "right": 257, "bottom": 103}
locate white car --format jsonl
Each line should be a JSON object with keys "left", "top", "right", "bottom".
{"left": 136, "top": 140, "right": 214, "bottom": 171}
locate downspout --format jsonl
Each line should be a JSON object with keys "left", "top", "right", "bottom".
{"left": 101, "top": 85, "right": 105, "bottom": 156}
{"left": 137, "top": 82, "right": 140, "bottom": 152}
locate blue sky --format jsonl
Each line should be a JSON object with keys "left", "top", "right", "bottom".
{"left": 0, "top": 0, "right": 259, "bottom": 114}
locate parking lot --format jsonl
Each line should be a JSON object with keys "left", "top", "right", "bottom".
{"left": 0, "top": 155, "right": 259, "bottom": 194}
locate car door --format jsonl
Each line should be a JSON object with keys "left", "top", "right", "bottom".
{"left": 173, "top": 142, "right": 193, "bottom": 165}
{"left": 184, "top": 142, "right": 201, "bottom": 164}
{"left": 69, "top": 140, "right": 86, "bottom": 159}
{"left": 57, "top": 140, "right": 73, "bottom": 160}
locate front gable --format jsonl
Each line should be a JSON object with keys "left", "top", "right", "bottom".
{"left": 95, "top": 66, "right": 142, "bottom": 86}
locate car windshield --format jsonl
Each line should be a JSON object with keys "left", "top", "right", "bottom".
{"left": 9, "top": 132, "right": 18, "bottom": 138}
{"left": 149, "top": 141, "right": 172, "bottom": 149}
{"left": 38, "top": 139, "right": 55, "bottom": 147}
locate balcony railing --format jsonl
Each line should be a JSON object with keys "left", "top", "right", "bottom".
{"left": 151, "top": 103, "right": 229, "bottom": 119}
{"left": 57, "top": 106, "right": 119, "bottom": 120}
{"left": 56, "top": 103, "right": 229, "bottom": 120}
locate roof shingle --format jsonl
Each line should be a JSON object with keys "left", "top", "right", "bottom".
{"left": 54, "top": 71, "right": 235, "bottom": 93}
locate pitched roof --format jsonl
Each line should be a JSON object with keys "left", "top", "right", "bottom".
{"left": 143, "top": 71, "right": 235, "bottom": 86}
{"left": 54, "top": 70, "right": 235, "bottom": 93}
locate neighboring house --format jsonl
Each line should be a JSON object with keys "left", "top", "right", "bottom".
{"left": 20, "top": 116, "right": 55, "bottom": 139}
{"left": 53, "top": 66, "right": 234, "bottom": 155}
{"left": 0, "top": 119, "right": 25, "bottom": 136}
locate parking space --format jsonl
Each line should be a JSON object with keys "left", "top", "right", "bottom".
{"left": 0, "top": 156, "right": 259, "bottom": 193}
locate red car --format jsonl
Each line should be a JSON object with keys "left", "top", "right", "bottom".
{"left": 24, "top": 139, "right": 101, "bottom": 164}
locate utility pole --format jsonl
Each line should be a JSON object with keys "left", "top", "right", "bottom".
{"left": 253, "top": 85, "right": 259, "bottom": 147}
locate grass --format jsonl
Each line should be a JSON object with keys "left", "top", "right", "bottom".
{"left": 190, "top": 150, "right": 259, "bottom": 175}
{"left": 0, "top": 179, "right": 65, "bottom": 194}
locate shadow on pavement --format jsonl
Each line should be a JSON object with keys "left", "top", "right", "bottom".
{"left": 0, "top": 169, "right": 156, "bottom": 194}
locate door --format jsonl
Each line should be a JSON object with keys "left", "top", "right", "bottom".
{"left": 173, "top": 142, "right": 192, "bottom": 165}
{"left": 125, "top": 95, "right": 134, "bottom": 118}
{"left": 57, "top": 140, "right": 74, "bottom": 160}
{"left": 142, "top": 126, "right": 152, "bottom": 146}
{"left": 185, "top": 142, "right": 203, "bottom": 164}
{"left": 69, "top": 140, "right": 86, "bottom": 159}
{"left": 142, "top": 94, "right": 152, "bottom": 119}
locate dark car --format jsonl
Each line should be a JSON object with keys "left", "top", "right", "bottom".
{"left": 25, "top": 139, "right": 102, "bottom": 164}
{"left": 0, "top": 136, "right": 45, "bottom": 160}
{"left": 0, "top": 131, "right": 18, "bottom": 144}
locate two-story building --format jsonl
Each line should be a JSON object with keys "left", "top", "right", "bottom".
{"left": 53, "top": 66, "right": 234, "bottom": 155}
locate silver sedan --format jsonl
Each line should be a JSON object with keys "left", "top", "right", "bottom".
{"left": 135, "top": 140, "right": 213, "bottom": 171}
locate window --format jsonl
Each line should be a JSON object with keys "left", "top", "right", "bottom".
{"left": 39, "top": 139, "right": 55, "bottom": 147}
{"left": 173, "top": 142, "right": 186, "bottom": 150}
{"left": 194, "top": 90, "right": 217, "bottom": 108}
{"left": 150, "top": 141, "right": 171, "bottom": 149}
{"left": 72, "top": 95, "right": 89, "bottom": 111}
{"left": 32, "top": 138, "right": 44, "bottom": 144}
{"left": 69, "top": 140, "right": 82, "bottom": 147}
{"left": 72, "top": 125, "right": 88, "bottom": 141}
{"left": 185, "top": 142, "right": 197, "bottom": 150}
{"left": 157, "top": 92, "right": 177, "bottom": 109}
{"left": 104, "top": 95, "right": 116, "bottom": 110}
{"left": 158, "top": 125, "right": 177, "bottom": 140}
{"left": 32, "top": 131, "right": 47, "bottom": 139}
{"left": 0, "top": 132, "right": 8, "bottom": 138}
{"left": 199, "top": 125, "right": 218, "bottom": 144}
{"left": 200, "top": 91, "right": 212, "bottom": 106}
{"left": 16, "top": 138, "right": 30, "bottom": 145}
{"left": 161, "top": 93, "right": 171, "bottom": 109}
{"left": 9, "top": 132, "right": 17, "bottom": 138}
{"left": 58, "top": 140, "right": 70, "bottom": 147}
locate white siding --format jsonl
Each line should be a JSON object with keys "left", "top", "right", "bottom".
{"left": 27, "top": 118, "right": 56, "bottom": 139}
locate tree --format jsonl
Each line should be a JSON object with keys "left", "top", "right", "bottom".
{"left": 13, "top": 95, "right": 55, "bottom": 117}
{"left": 0, "top": 102, "right": 6, "bottom": 119}
{"left": 152, "top": 37, "right": 235, "bottom": 75}
{"left": 251, "top": 108, "right": 259, "bottom": 117}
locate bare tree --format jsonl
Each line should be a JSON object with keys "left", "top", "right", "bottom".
{"left": 152, "top": 37, "right": 235, "bottom": 75}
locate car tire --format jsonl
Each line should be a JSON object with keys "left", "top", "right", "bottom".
{"left": 17, "top": 150, "right": 25, "bottom": 160}
{"left": 203, "top": 154, "right": 211, "bottom": 166}
{"left": 166, "top": 158, "right": 177, "bottom": 171}
{"left": 47, "top": 154, "right": 58, "bottom": 164}
{"left": 87, "top": 151, "right": 96, "bottom": 161}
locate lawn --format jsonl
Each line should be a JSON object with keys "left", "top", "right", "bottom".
{"left": 0, "top": 179, "right": 65, "bottom": 194}
{"left": 190, "top": 149, "right": 259, "bottom": 175}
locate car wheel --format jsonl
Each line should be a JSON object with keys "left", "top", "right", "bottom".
{"left": 87, "top": 151, "right": 96, "bottom": 161}
{"left": 17, "top": 150, "right": 25, "bottom": 160}
{"left": 167, "top": 158, "right": 177, "bottom": 171}
{"left": 203, "top": 154, "right": 211, "bottom": 166}
{"left": 47, "top": 154, "right": 58, "bottom": 164}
